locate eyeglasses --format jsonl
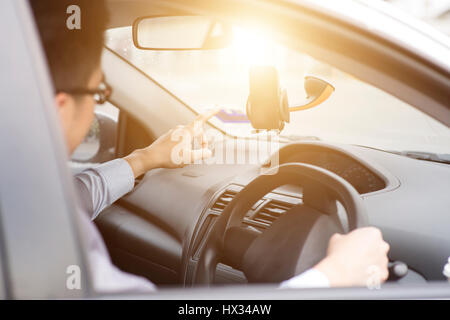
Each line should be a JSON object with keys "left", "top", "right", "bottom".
{"left": 56, "top": 77, "right": 112, "bottom": 105}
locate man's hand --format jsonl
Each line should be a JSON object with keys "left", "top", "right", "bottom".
{"left": 313, "top": 227, "right": 390, "bottom": 287}
{"left": 124, "top": 109, "right": 219, "bottom": 178}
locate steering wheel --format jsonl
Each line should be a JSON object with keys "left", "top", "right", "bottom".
{"left": 194, "top": 163, "right": 369, "bottom": 284}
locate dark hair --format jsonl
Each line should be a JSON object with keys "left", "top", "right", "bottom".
{"left": 30, "top": 0, "right": 109, "bottom": 91}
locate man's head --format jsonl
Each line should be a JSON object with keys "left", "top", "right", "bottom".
{"left": 30, "top": 0, "right": 109, "bottom": 154}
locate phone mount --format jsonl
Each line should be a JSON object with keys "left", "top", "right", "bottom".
{"left": 246, "top": 66, "right": 334, "bottom": 131}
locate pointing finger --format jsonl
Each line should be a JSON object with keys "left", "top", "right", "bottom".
{"left": 187, "top": 108, "right": 220, "bottom": 133}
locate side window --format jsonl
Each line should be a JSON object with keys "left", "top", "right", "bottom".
{"left": 70, "top": 102, "right": 120, "bottom": 171}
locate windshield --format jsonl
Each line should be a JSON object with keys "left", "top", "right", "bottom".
{"left": 105, "top": 25, "right": 450, "bottom": 155}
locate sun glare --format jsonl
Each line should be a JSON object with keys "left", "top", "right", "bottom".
{"left": 231, "top": 27, "right": 282, "bottom": 68}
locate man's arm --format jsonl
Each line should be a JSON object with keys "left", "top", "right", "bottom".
{"left": 74, "top": 158, "right": 135, "bottom": 220}
{"left": 123, "top": 109, "right": 218, "bottom": 178}
{"left": 279, "top": 268, "right": 330, "bottom": 288}
{"left": 74, "top": 110, "right": 218, "bottom": 220}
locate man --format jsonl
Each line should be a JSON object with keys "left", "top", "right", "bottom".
{"left": 30, "top": 0, "right": 390, "bottom": 293}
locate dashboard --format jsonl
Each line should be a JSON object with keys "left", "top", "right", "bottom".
{"left": 273, "top": 144, "right": 387, "bottom": 194}
{"left": 95, "top": 141, "right": 450, "bottom": 287}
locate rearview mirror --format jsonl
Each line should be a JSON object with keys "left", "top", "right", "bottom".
{"left": 133, "top": 16, "right": 233, "bottom": 50}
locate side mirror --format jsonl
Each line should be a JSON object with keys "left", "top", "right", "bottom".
{"left": 133, "top": 15, "right": 233, "bottom": 50}
{"left": 71, "top": 112, "right": 117, "bottom": 164}
{"left": 246, "top": 66, "right": 334, "bottom": 131}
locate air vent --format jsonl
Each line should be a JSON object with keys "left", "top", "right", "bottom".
{"left": 252, "top": 200, "right": 295, "bottom": 225}
{"left": 211, "top": 189, "right": 238, "bottom": 212}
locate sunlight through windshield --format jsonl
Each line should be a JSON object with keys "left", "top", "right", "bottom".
{"left": 106, "top": 25, "right": 450, "bottom": 154}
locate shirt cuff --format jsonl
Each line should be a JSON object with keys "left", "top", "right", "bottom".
{"left": 93, "top": 158, "right": 135, "bottom": 204}
{"left": 279, "top": 269, "right": 330, "bottom": 289}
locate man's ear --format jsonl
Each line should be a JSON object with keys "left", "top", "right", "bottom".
{"left": 54, "top": 92, "right": 75, "bottom": 126}
{"left": 54, "top": 91, "right": 78, "bottom": 147}
{"left": 54, "top": 92, "right": 70, "bottom": 110}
